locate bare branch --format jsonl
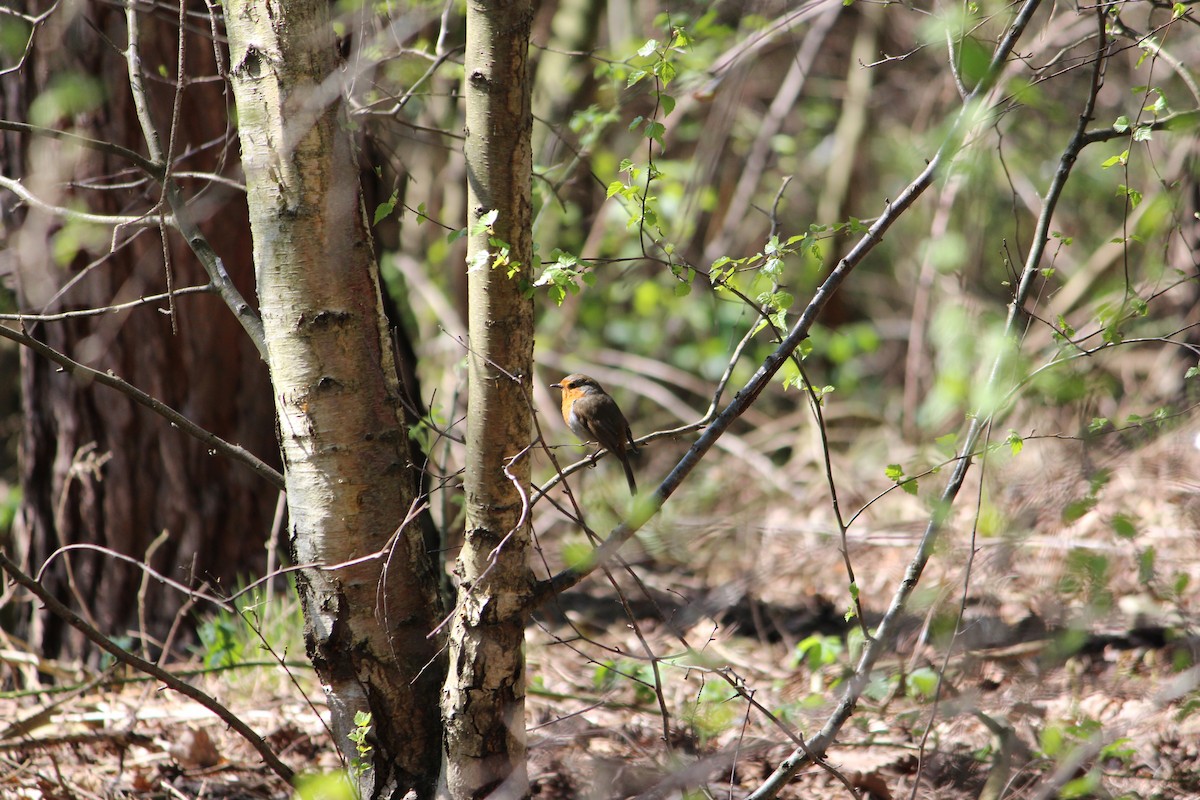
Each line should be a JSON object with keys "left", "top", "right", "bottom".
{"left": 0, "top": 322, "right": 284, "bottom": 490}
{"left": 0, "top": 549, "right": 295, "bottom": 785}
{"left": 0, "top": 284, "right": 215, "bottom": 323}
{"left": 0, "top": 174, "right": 169, "bottom": 227}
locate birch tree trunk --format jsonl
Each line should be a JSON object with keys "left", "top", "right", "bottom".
{"left": 442, "top": 2, "right": 537, "bottom": 797}
{"left": 221, "top": 1, "right": 445, "bottom": 796}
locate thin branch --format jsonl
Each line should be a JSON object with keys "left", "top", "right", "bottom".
{"left": 0, "top": 175, "right": 168, "bottom": 227}
{"left": 0, "top": 549, "right": 294, "bottom": 784}
{"left": 0, "top": 323, "right": 284, "bottom": 490}
{"left": 0, "top": 1, "right": 60, "bottom": 78}
{"left": 0, "top": 284, "right": 215, "bottom": 322}
{"left": 0, "top": 119, "right": 162, "bottom": 175}
{"left": 123, "top": 0, "right": 268, "bottom": 356}
{"left": 1081, "top": 107, "right": 1200, "bottom": 145}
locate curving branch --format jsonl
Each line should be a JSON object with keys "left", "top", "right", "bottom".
{"left": 0, "top": 284, "right": 215, "bottom": 323}
{"left": 0, "top": 116, "right": 267, "bottom": 357}
{"left": 0, "top": 174, "right": 167, "bottom": 227}
{"left": 0, "top": 323, "right": 284, "bottom": 490}
{"left": 0, "top": 549, "right": 294, "bottom": 784}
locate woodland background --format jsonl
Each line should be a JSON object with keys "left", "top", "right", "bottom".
{"left": 1, "top": 0, "right": 1200, "bottom": 797}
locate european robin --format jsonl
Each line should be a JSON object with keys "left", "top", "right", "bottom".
{"left": 551, "top": 373, "right": 640, "bottom": 494}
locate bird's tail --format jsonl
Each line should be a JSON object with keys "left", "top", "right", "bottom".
{"left": 622, "top": 459, "right": 638, "bottom": 495}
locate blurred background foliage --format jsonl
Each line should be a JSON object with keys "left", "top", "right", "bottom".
{"left": 349, "top": 0, "right": 1199, "bottom": 528}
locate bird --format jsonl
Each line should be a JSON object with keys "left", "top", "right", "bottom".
{"left": 551, "top": 373, "right": 639, "bottom": 494}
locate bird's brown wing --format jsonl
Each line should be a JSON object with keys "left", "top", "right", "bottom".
{"left": 574, "top": 395, "right": 629, "bottom": 454}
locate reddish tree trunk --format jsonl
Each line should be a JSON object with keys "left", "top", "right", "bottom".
{"left": 3, "top": 3, "right": 278, "bottom": 660}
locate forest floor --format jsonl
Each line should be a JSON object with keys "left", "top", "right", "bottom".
{"left": 3, "top": 416, "right": 1200, "bottom": 799}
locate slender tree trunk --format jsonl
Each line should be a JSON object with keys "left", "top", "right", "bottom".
{"left": 2, "top": 1, "right": 277, "bottom": 661}
{"left": 442, "top": 2, "right": 537, "bottom": 798}
{"left": 222, "top": 1, "right": 445, "bottom": 796}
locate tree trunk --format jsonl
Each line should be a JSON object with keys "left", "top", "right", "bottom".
{"left": 222, "top": 0, "right": 446, "bottom": 796}
{"left": 442, "top": 3, "right": 537, "bottom": 798}
{"left": 2, "top": 1, "right": 278, "bottom": 661}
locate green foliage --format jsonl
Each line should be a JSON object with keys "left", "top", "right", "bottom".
{"left": 885, "top": 463, "right": 918, "bottom": 497}
{"left": 192, "top": 582, "right": 305, "bottom": 674}
{"left": 347, "top": 711, "right": 374, "bottom": 781}
{"left": 791, "top": 633, "right": 844, "bottom": 671}
{"left": 293, "top": 770, "right": 359, "bottom": 800}
{"left": 684, "top": 680, "right": 738, "bottom": 744}
{"left": 290, "top": 708, "right": 374, "bottom": 798}
{"left": 372, "top": 188, "right": 399, "bottom": 225}
{"left": 0, "top": 484, "right": 19, "bottom": 535}
{"left": 592, "top": 658, "right": 657, "bottom": 704}
{"left": 532, "top": 251, "right": 595, "bottom": 304}
{"left": 52, "top": 218, "right": 109, "bottom": 267}
{"left": 896, "top": 666, "right": 940, "bottom": 701}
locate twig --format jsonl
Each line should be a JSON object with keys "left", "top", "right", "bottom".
{"left": 0, "top": 549, "right": 294, "bottom": 784}
{"left": 0, "top": 284, "right": 215, "bottom": 323}
{"left": 0, "top": 175, "right": 167, "bottom": 227}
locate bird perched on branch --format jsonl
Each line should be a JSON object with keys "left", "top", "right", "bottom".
{"left": 551, "top": 373, "right": 640, "bottom": 494}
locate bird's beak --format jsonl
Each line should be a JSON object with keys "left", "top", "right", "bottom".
{"left": 550, "top": 382, "right": 562, "bottom": 390}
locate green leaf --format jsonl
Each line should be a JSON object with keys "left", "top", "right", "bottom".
{"left": 1117, "top": 184, "right": 1142, "bottom": 207}
{"left": 907, "top": 667, "right": 939, "bottom": 699}
{"left": 637, "top": 39, "right": 659, "bottom": 57}
{"left": 470, "top": 208, "right": 499, "bottom": 235}
{"left": 656, "top": 59, "right": 677, "bottom": 86}
{"left": 660, "top": 92, "right": 676, "bottom": 116}
{"left": 1113, "top": 115, "right": 1130, "bottom": 132}
{"left": 1059, "top": 771, "right": 1101, "bottom": 799}
{"left": 1039, "top": 724, "right": 1064, "bottom": 757}
{"left": 1111, "top": 514, "right": 1137, "bottom": 539}
{"left": 373, "top": 188, "right": 399, "bottom": 225}
{"left": 1138, "top": 546, "right": 1156, "bottom": 584}
{"left": 1101, "top": 149, "right": 1128, "bottom": 169}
